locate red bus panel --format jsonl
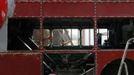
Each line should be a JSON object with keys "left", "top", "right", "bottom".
{"left": 0, "top": 52, "right": 42, "bottom": 75}
{"left": 96, "top": 2, "right": 134, "bottom": 17}
{"left": 96, "top": 50, "right": 134, "bottom": 75}
{"left": 14, "top": 3, "right": 40, "bottom": 17}
{"left": 43, "top": 2, "right": 94, "bottom": 17}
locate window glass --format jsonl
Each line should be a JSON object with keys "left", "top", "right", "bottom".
{"left": 52, "top": 29, "right": 80, "bottom": 46}
{"left": 82, "top": 29, "right": 94, "bottom": 46}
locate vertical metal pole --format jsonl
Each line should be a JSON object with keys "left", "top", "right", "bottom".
{"left": 117, "top": 38, "right": 134, "bottom": 75}
{"left": 94, "top": 1, "right": 97, "bottom": 75}
{"left": 50, "top": 29, "right": 53, "bottom": 48}
{"left": 93, "top": 0, "right": 98, "bottom": 50}
{"left": 107, "top": 29, "right": 108, "bottom": 40}
{"left": 79, "top": 29, "right": 82, "bottom": 47}
{"left": 71, "top": 29, "right": 73, "bottom": 47}
{"left": 39, "top": 0, "right": 44, "bottom": 50}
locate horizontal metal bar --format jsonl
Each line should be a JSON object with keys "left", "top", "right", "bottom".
{"left": 45, "top": 50, "right": 93, "bottom": 54}
{"left": 15, "top": 0, "right": 134, "bottom": 3}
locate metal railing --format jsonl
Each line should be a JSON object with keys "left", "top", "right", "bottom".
{"left": 117, "top": 38, "right": 134, "bottom": 75}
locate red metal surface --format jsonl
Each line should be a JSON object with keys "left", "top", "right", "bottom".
{"left": 14, "top": 2, "right": 134, "bottom": 17}
{"left": 11, "top": 1, "right": 134, "bottom": 75}
{"left": 99, "top": 0, "right": 134, "bottom": 1}
{"left": 96, "top": 2, "right": 134, "bottom": 17}
{"left": 43, "top": 2, "right": 94, "bottom": 17}
{"left": 15, "top": 0, "right": 41, "bottom": 2}
{"left": 15, "top": 0, "right": 93, "bottom": 2}
{"left": 0, "top": 52, "right": 42, "bottom": 75}
{"left": 14, "top": 0, "right": 134, "bottom": 2}
{"left": 0, "top": 0, "right": 7, "bottom": 28}
{"left": 44, "top": 0, "right": 93, "bottom": 2}
{"left": 14, "top": 2, "right": 40, "bottom": 17}
{"left": 14, "top": 2, "right": 94, "bottom": 17}
{"left": 96, "top": 50, "right": 134, "bottom": 75}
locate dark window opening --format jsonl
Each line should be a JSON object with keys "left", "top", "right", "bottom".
{"left": 8, "top": 18, "right": 94, "bottom": 50}
{"left": 8, "top": 18, "right": 39, "bottom": 50}
{"left": 98, "top": 18, "right": 134, "bottom": 49}
{"left": 44, "top": 53, "right": 95, "bottom": 75}
{"left": 42, "top": 18, "right": 94, "bottom": 49}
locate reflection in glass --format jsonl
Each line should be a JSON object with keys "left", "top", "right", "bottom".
{"left": 82, "top": 29, "right": 94, "bottom": 46}
{"left": 52, "top": 29, "right": 80, "bottom": 46}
